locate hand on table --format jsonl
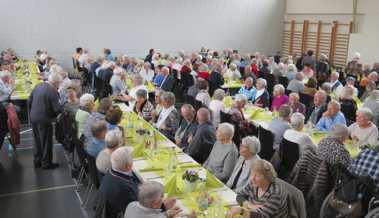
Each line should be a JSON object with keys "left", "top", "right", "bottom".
{"left": 167, "top": 206, "right": 182, "bottom": 218}
{"left": 175, "top": 137, "right": 181, "bottom": 145}
{"left": 159, "top": 123, "right": 167, "bottom": 130}
{"left": 163, "top": 197, "right": 177, "bottom": 209}
{"left": 226, "top": 206, "right": 242, "bottom": 217}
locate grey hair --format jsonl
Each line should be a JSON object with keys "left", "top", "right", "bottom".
{"left": 241, "top": 136, "right": 261, "bottom": 155}
{"left": 111, "top": 146, "right": 133, "bottom": 171}
{"left": 369, "top": 90, "right": 379, "bottom": 100}
{"left": 217, "top": 123, "right": 235, "bottom": 140}
{"left": 357, "top": 107, "right": 374, "bottom": 121}
{"left": 105, "top": 129, "right": 123, "bottom": 149}
{"left": 136, "top": 89, "right": 148, "bottom": 99}
{"left": 213, "top": 89, "right": 226, "bottom": 101}
{"left": 79, "top": 93, "right": 95, "bottom": 107}
{"left": 295, "top": 72, "right": 304, "bottom": 80}
{"left": 290, "top": 112, "right": 305, "bottom": 130}
{"left": 257, "top": 78, "right": 267, "bottom": 87}
{"left": 90, "top": 120, "right": 107, "bottom": 138}
{"left": 48, "top": 73, "right": 62, "bottom": 84}
{"left": 278, "top": 104, "right": 292, "bottom": 119}
{"left": 321, "top": 82, "right": 332, "bottom": 94}
{"left": 138, "top": 181, "right": 164, "bottom": 208}
{"left": 133, "top": 74, "right": 144, "bottom": 85}
{"left": 234, "top": 94, "right": 248, "bottom": 103}
{"left": 50, "top": 64, "right": 63, "bottom": 74}
{"left": 330, "top": 124, "right": 349, "bottom": 139}
{"left": 287, "top": 64, "right": 297, "bottom": 72}
{"left": 328, "top": 100, "right": 341, "bottom": 110}
{"left": 274, "top": 84, "right": 285, "bottom": 94}
{"left": 160, "top": 91, "right": 175, "bottom": 105}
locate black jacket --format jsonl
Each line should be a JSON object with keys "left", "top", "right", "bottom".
{"left": 305, "top": 104, "right": 327, "bottom": 124}
{"left": 208, "top": 71, "right": 224, "bottom": 96}
{"left": 252, "top": 90, "right": 270, "bottom": 108}
{"left": 186, "top": 121, "right": 216, "bottom": 164}
{"left": 160, "top": 75, "right": 175, "bottom": 92}
{"left": 96, "top": 169, "right": 141, "bottom": 218}
{"left": 28, "top": 83, "right": 62, "bottom": 123}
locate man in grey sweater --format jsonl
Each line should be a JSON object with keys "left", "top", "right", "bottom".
{"left": 28, "top": 73, "right": 63, "bottom": 169}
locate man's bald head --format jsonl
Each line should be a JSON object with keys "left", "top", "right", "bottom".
{"left": 197, "top": 108, "right": 210, "bottom": 124}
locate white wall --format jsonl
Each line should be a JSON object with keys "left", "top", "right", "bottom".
{"left": 0, "top": 0, "right": 285, "bottom": 68}
{"left": 286, "top": 0, "right": 354, "bottom": 14}
{"left": 348, "top": 0, "right": 379, "bottom": 64}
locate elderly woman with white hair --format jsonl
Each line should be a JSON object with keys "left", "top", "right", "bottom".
{"left": 317, "top": 124, "right": 352, "bottom": 167}
{"left": 209, "top": 88, "right": 226, "bottom": 127}
{"left": 96, "top": 129, "right": 125, "bottom": 174}
{"left": 125, "top": 181, "right": 182, "bottom": 218}
{"left": 203, "top": 123, "right": 239, "bottom": 182}
{"left": 110, "top": 67, "right": 127, "bottom": 95}
{"left": 224, "top": 63, "right": 241, "bottom": 80}
{"left": 288, "top": 92, "right": 306, "bottom": 114}
{"left": 283, "top": 112, "right": 316, "bottom": 155}
{"left": 156, "top": 92, "right": 179, "bottom": 141}
{"left": 345, "top": 52, "right": 362, "bottom": 77}
{"left": 348, "top": 108, "right": 379, "bottom": 147}
{"left": 270, "top": 84, "right": 289, "bottom": 111}
{"left": 75, "top": 93, "right": 95, "bottom": 138}
{"left": 252, "top": 78, "right": 270, "bottom": 108}
{"left": 226, "top": 136, "right": 261, "bottom": 192}
{"left": 238, "top": 77, "right": 256, "bottom": 101}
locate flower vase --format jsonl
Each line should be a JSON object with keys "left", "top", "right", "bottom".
{"left": 184, "top": 180, "right": 197, "bottom": 193}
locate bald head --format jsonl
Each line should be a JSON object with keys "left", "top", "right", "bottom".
{"left": 197, "top": 108, "right": 210, "bottom": 124}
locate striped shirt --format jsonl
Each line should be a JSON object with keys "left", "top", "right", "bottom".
{"left": 236, "top": 179, "right": 289, "bottom": 218}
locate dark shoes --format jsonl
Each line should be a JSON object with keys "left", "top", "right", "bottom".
{"left": 42, "top": 163, "right": 60, "bottom": 170}
{"left": 34, "top": 161, "right": 41, "bottom": 168}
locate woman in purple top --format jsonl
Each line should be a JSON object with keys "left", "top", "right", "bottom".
{"left": 270, "top": 84, "right": 289, "bottom": 111}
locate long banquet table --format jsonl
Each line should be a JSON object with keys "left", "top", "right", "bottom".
{"left": 115, "top": 103, "right": 237, "bottom": 217}
{"left": 11, "top": 60, "right": 42, "bottom": 101}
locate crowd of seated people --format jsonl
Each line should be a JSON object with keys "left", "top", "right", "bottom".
{"left": 3, "top": 46, "right": 379, "bottom": 217}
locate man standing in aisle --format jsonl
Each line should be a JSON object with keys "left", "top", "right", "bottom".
{"left": 28, "top": 73, "right": 63, "bottom": 169}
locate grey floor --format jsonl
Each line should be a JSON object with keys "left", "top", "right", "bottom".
{"left": 0, "top": 126, "right": 89, "bottom": 218}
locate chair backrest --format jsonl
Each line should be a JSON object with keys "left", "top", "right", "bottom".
{"left": 258, "top": 126, "right": 275, "bottom": 161}
{"left": 87, "top": 154, "right": 101, "bottom": 189}
{"left": 278, "top": 76, "right": 289, "bottom": 88}
{"left": 220, "top": 111, "right": 232, "bottom": 123}
{"left": 299, "top": 92, "right": 314, "bottom": 108}
{"left": 278, "top": 138, "right": 300, "bottom": 179}
{"left": 264, "top": 73, "right": 276, "bottom": 94}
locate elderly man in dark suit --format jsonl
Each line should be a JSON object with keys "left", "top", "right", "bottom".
{"left": 95, "top": 146, "right": 141, "bottom": 218}
{"left": 186, "top": 108, "right": 216, "bottom": 164}
{"left": 305, "top": 90, "right": 328, "bottom": 125}
{"left": 28, "top": 73, "right": 63, "bottom": 169}
{"left": 159, "top": 66, "right": 175, "bottom": 92}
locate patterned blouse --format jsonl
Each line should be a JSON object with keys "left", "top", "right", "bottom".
{"left": 317, "top": 136, "right": 352, "bottom": 168}
{"left": 133, "top": 100, "right": 154, "bottom": 121}
{"left": 236, "top": 180, "right": 289, "bottom": 218}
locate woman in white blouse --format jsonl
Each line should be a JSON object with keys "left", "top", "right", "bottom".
{"left": 209, "top": 89, "right": 226, "bottom": 128}
{"left": 283, "top": 112, "right": 316, "bottom": 155}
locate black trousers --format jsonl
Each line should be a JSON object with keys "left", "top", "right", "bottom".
{"left": 0, "top": 103, "right": 8, "bottom": 150}
{"left": 32, "top": 122, "right": 53, "bottom": 166}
